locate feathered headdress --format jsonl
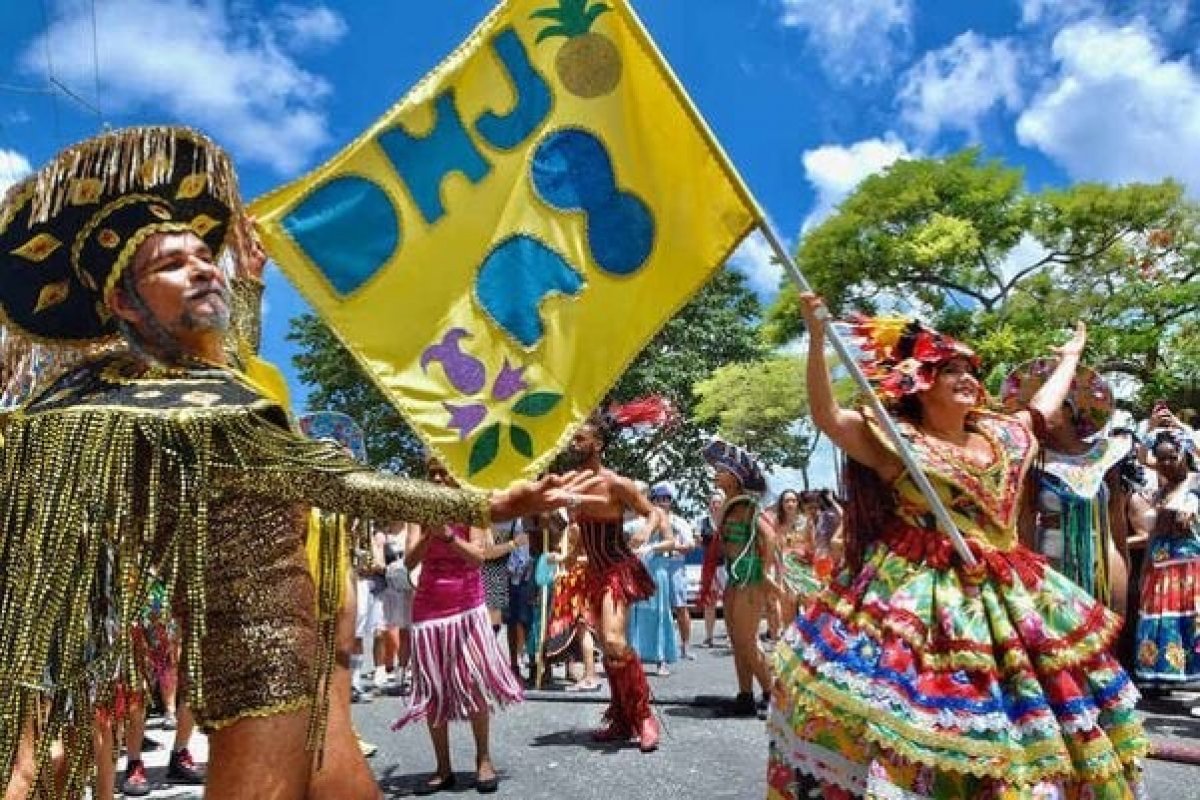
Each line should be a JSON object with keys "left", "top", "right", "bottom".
{"left": 701, "top": 437, "right": 767, "bottom": 493}
{"left": 848, "top": 315, "right": 980, "bottom": 400}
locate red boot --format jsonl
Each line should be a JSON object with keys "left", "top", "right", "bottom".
{"left": 592, "top": 719, "right": 632, "bottom": 743}
{"left": 603, "top": 649, "right": 655, "bottom": 750}
{"left": 637, "top": 714, "right": 660, "bottom": 753}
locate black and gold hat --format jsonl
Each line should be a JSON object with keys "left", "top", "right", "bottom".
{"left": 0, "top": 126, "right": 241, "bottom": 344}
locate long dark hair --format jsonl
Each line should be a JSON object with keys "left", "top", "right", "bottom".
{"left": 773, "top": 489, "right": 801, "bottom": 527}
{"left": 841, "top": 457, "right": 894, "bottom": 572}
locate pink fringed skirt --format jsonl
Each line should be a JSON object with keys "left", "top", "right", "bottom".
{"left": 393, "top": 604, "right": 524, "bottom": 729}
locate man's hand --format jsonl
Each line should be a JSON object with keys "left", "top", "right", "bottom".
{"left": 238, "top": 216, "right": 268, "bottom": 282}
{"left": 488, "top": 471, "right": 604, "bottom": 522}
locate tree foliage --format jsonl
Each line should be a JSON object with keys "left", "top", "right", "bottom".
{"left": 601, "top": 268, "right": 767, "bottom": 506}
{"left": 692, "top": 355, "right": 819, "bottom": 485}
{"left": 287, "top": 314, "right": 425, "bottom": 474}
{"left": 763, "top": 148, "right": 1199, "bottom": 410}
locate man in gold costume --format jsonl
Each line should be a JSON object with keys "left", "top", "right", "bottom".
{"left": 0, "top": 126, "right": 595, "bottom": 800}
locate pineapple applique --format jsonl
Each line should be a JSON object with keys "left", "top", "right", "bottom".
{"left": 532, "top": 0, "right": 622, "bottom": 98}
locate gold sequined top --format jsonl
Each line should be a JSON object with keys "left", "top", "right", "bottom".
{"left": 0, "top": 352, "right": 489, "bottom": 796}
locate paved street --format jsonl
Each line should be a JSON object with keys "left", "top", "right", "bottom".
{"left": 127, "top": 623, "right": 1200, "bottom": 798}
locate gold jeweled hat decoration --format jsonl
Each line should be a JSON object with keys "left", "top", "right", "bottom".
{"left": 0, "top": 126, "right": 241, "bottom": 344}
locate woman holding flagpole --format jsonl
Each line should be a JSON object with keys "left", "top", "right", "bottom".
{"left": 767, "top": 293, "right": 1147, "bottom": 799}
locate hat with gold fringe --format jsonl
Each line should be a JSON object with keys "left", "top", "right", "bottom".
{"left": 0, "top": 126, "right": 241, "bottom": 344}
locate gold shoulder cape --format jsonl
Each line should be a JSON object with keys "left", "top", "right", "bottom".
{"left": 0, "top": 351, "right": 488, "bottom": 796}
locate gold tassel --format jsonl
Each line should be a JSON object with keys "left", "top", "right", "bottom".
{"left": 23, "top": 126, "right": 243, "bottom": 231}
{"left": 0, "top": 401, "right": 370, "bottom": 797}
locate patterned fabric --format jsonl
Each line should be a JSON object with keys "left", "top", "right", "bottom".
{"left": 781, "top": 552, "right": 821, "bottom": 600}
{"left": 394, "top": 605, "right": 524, "bottom": 730}
{"left": 769, "top": 409, "right": 1148, "bottom": 799}
{"left": 1032, "top": 437, "right": 1131, "bottom": 602}
{"left": 701, "top": 438, "right": 767, "bottom": 492}
{"left": 541, "top": 560, "right": 591, "bottom": 660}
{"left": 1134, "top": 485, "right": 1200, "bottom": 685}
{"left": 779, "top": 519, "right": 821, "bottom": 599}
{"left": 578, "top": 517, "right": 655, "bottom": 608}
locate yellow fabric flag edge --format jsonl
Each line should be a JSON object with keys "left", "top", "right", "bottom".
{"left": 248, "top": 0, "right": 767, "bottom": 489}
{"left": 249, "top": 0, "right": 509, "bottom": 214}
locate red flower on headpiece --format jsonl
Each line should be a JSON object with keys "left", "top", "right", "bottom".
{"left": 848, "top": 314, "right": 979, "bottom": 400}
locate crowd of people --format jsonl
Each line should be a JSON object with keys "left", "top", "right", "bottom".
{"left": 0, "top": 126, "right": 1196, "bottom": 800}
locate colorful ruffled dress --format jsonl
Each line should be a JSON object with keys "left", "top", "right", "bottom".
{"left": 769, "top": 410, "right": 1147, "bottom": 800}
{"left": 779, "top": 519, "right": 821, "bottom": 601}
{"left": 395, "top": 524, "right": 524, "bottom": 729}
{"left": 1134, "top": 478, "right": 1200, "bottom": 685}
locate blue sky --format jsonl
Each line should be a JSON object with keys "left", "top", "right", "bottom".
{"left": 2, "top": 0, "right": 1199, "bottom": 484}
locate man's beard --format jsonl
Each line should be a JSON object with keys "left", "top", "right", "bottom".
{"left": 180, "top": 287, "right": 231, "bottom": 332}
{"left": 560, "top": 446, "right": 594, "bottom": 469}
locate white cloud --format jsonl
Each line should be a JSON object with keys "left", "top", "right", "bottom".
{"left": 0, "top": 149, "right": 32, "bottom": 195}
{"left": 21, "top": 0, "right": 346, "bottom": 174}
{"left": 274, "top": 4, "right": 348, "bottom": 50}
{"left": 800, "top": 134, "right": 914, "bottom": 230}
{"left": 728, "top": 229, "right": 783, "bottom": 300}
{"left": 1015, "top": 20, "right": 1200, "bottom": 192}
{"left": 777, "top": 0, "right": 914, "bottom": 85}
{"left": 1018, "top": 0, "right": 1101, "bottom": 26}
{"left": 897, "top": 32, "right": 1023, "bottom": 141}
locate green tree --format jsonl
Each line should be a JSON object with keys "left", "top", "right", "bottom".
{"left": 601, "top": 268, "right": 767, "bottom": 507}
{"left": 763, "top": 148, "right": 1198, "bottom": 409}
{"left": 693, "top": 356, "right": 819, "bottom": 486}
{"left": 287, "top": 314, "right": 425, "bottom": 474}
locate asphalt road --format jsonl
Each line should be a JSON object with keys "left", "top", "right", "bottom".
{"left": 129, "top": 624, "right": 1200, "bottom": 798}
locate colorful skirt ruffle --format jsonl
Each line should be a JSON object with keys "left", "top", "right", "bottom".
{"left": 1134, "top": 551, "right": 1200, "bottom": 685}
{"left": 781, "top": 552, "right": 821, "bottom": 600}
{"left": 769, "top": 524, "right": 1148, "bottom": 799}
{"left": 541, "top": 562, "right": 593, "bottom": 660}
{"left": 394, "top": 604, "right": 524, "bottom": 729}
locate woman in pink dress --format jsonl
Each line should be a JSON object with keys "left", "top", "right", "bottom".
{"left": 397, "top": 458, "right": 526, "bottom": 795}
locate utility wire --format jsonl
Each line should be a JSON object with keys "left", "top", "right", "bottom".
{"left": 89, "top": 0, "right": 103, "bottom": 125}
{"left": 36, "top": 0, "right": 61, "bottom": 144}
{"left": 49, "top": 77, "right": 103, "bottom": 119}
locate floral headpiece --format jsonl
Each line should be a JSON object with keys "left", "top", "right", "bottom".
{"left": 848, "top": 315, "right": 981, "bottom": 400}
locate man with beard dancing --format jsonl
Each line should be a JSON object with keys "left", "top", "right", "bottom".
{"left": 563, "top": 414, "right": 667, "bottom": 752}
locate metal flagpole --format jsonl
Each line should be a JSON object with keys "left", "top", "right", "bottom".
{"left": 621, "top": 0, "right": 978, "bottom": 568}
{"left": 755, "top": 224, "right": 977, "bottom": 568}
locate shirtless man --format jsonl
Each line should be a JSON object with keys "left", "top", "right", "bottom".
{"left": 563, "top": 418, "right": 666, "bottom": 752}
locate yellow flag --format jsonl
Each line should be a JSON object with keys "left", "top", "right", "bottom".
{"left": 251, "top": 0, "right": 759, "bottom": 488}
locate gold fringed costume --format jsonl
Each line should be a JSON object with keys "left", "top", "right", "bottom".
{"left": 0, "top": 124, "right": 499, "bottom": 798}
{"left": 0, "top": 352, "right": 489, "bottom": 797}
